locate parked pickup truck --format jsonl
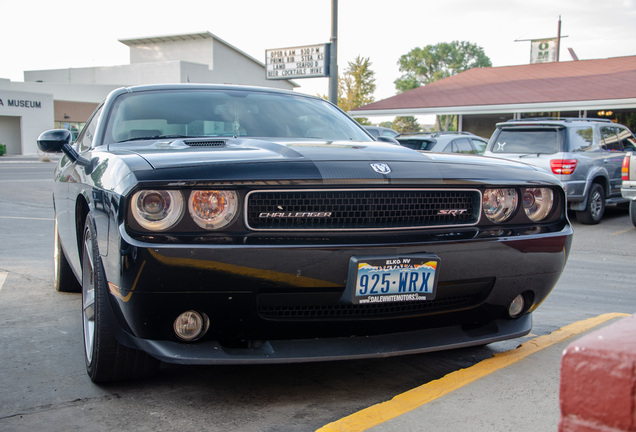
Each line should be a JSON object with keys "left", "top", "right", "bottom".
{"left": 622, "top": 152, "right": 636, "bottom": 226}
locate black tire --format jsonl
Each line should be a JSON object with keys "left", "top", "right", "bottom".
{"left": 630, "top": 201, "right": 636, "bottom": 227}
{"left": 82, "top": 217, "right": 159, "bottom": 382}
{"left": 575, "top": 183, "right": 605, "bottom": 225}
{"left": 54, "top": 218, "right": 81, "bottom": 293}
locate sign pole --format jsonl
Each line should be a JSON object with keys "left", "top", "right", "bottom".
{"left": 329, "top": 0, "right": 338, "bottom": 105}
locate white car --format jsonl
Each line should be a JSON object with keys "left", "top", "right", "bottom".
{"left": 621, "top": 152, "right": 636, "bottom": 226}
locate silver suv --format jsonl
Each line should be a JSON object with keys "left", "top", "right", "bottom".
{"left": 484, "top": 118, "right": 636, "bottom": 224}
{"left": 397, "top": 132, "right": 488, "bottom": 155}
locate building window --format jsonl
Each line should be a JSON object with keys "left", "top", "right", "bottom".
{"left": 55, "top": 121, "right": 85, "bottom": 141}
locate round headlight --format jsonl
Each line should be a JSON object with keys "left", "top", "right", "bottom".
{"left": 483, "top": 188, "right": 518, "bottom": 223}
{"left": 188, "top": 190, "right": 239, "bottom": 230}
{"left": 523, "top": 188, "right": 554, "bottom": 222}
{"left": 131, "top": 190, "right": 184, "bottom": 231}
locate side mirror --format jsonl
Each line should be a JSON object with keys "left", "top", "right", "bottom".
{"left": 37, "top": 129, "right": 92, "bottom": 168}
{"left": 37, "top": 129, "right": 72, "bottom": 153}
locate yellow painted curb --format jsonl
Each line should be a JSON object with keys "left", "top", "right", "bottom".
{"left": 317, "top": 313, "right": 630, "bottom": 432}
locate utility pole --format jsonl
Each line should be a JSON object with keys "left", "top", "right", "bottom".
{"left": 329, "top": 0, "right": 338, "bottom": 105}
{"left": 556, "top": 15, "right": 562, "bottom": 62}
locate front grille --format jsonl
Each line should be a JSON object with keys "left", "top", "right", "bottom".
{"left": 246, "top": 189, "right": 480, "bottom": 231}
{"left": 257, "top": 278, "right": 494, "bottom": 321}
{"left": 258, "top": 294, "right": 479, "bottom": 320}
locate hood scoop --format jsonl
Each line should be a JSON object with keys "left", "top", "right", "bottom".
{"left": 183, "top": 138, "right": 228, "bottom": 147}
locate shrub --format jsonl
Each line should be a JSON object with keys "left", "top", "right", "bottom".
{"left": 0, "top": 143, "right": 6, "bottom": 156}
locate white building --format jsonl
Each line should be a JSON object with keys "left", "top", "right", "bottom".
{"left": 0, "top": 32, "right": 297, "bottom": 155}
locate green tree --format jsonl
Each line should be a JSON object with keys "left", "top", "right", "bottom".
{"left": 338, "top": 56, "right": 376, "bottom": 113}
{"left": 392, "top": 116, "right": 421, "bottom": 134}
{"left": 394, "top": 41, "right": 492, "bottom": 93}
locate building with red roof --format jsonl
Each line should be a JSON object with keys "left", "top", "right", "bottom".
{"left": 351, "top": 56, "right": 636, "bottom": 137}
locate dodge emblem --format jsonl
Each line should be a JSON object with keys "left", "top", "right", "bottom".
{"left": 370, "top": 163, "right": 391, "bottom": 174}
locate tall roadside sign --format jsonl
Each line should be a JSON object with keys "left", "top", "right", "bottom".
{"left": 265, "top": 44, "right": 330, "bottom": 80}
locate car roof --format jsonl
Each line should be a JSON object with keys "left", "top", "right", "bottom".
{"left": 496, "top": 117, "right": 615, "bottom": 128}
{"left": 398, "top": 131, "right": 478, "bottom": 138}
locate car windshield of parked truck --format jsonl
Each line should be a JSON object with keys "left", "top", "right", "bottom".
{"left": 104, "top": 89, "right": 372, "bottom": 145}
{"left": 492, "top": 128, "right": 560, "bottom": 154}
{"left": 567, "top": 127, "right": 594, "bottom": 152}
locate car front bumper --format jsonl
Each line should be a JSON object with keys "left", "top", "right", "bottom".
{"left": 124, "top": 315, "right": 532, "bottom": 365}
{"left": 104, "top": 223, "right": 572, "bottom": 364}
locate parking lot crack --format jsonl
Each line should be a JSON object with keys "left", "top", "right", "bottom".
{"left": 0, "top": 395, "right": 120, "bottom": 420}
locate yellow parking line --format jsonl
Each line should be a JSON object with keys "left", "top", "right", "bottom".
{"left": 611, "top": 228, "right": 634, "bottom": 236}
{"left": 316, "top": 313, "right": 630, "bottom": 432}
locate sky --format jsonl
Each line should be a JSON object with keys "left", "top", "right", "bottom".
{"left": 2, "top": 0, "right": 636, "bottom": 102}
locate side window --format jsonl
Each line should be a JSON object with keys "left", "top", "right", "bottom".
{"left": 471, "top": 138, "right": 487, "bottom": 155}
{"left": 454, "top": 138, "right": 474, "bottom": 154}
{"left": 75, "top": 105, "right": 103, "bottom": 152}
{"left": 381, "top": 130, "right": 399, "bottom": 138}
{"left": 567, "top": 126, "right": 594, "bottom": 152}
{"left": 601, "top": 126, "right": 621, "bottom": 151}
{"left": 617, "top": 127, "right": 636, "bottom": 151}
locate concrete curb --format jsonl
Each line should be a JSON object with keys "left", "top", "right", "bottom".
{"left": 559, "top": 314, "right": 636, "bottom": 431}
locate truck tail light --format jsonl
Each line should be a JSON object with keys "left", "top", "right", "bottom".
{"left": 550, "top": 159, "right": 578, "bottom": 175}
{"left": 622, "top": 154, "right": 631, "bottom": 180}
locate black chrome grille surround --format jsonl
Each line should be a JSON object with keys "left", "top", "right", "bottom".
{"left": 245, "top": 189, "right": 481, "bottom": 231}
{"left": 258, "top": 294, "right": 479, "bottom": 320}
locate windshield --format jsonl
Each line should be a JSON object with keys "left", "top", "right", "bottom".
{"left": 103, "top": 89, "right": 372, "bottom": 145}
{"left": 491, "top": 128, "right": 560, "bottom": 154}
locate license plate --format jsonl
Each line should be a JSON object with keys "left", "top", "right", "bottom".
{"left": 345, "top": 255, "right": 439, "bottom": 304}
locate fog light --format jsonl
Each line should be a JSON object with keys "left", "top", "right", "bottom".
{"left": 508, "top": 294, "right": 525, "bottom": 318}
{"left": 174, "top": 311, "right": 209, "bottom": 342}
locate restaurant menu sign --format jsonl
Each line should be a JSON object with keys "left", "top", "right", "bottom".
{"left": 266, "top": 43, "right": 329, "bottom": 79}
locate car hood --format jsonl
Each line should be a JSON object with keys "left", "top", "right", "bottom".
{"left": 107, "top": 137, "right": 420, "bottom": 167}
{"left": 102, "top": 137, "right": 559, "bottom": 185}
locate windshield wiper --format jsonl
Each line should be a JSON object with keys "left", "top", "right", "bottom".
{"left": 116, "top": 134, "right": 191, "bottom": 143}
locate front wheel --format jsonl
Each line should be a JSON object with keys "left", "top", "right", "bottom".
{"left": 575, "top": 183, "right": 605, "bottom": 225}
{"left": 630, "top": 201, "right": 636, "bottom": 227}
{"left": 82, "top": 217, "right": 159, "bottom": 382}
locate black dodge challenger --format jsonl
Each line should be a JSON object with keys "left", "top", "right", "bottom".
{"left": 37, "top": 84, "right": 572, "bottom": 382}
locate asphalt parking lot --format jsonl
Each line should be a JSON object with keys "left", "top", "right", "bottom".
{"left": 1, "top": 156, "right": 635, "bottom": 432}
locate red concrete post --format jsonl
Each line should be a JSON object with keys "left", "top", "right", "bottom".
{"left": 559, "top": 314, "right": 636, "bottom": 432}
